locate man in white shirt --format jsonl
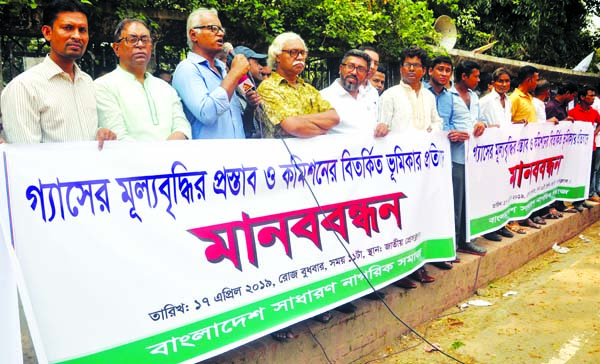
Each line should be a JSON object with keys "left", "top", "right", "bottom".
{"left": 377, "top": 46, "right": 442, "bottom": 285}
{"left": 320, "top": 49, "right": 378, "bottom": 134}
{"left": 1, "top": 0, "right": 115, "bottom": 147}
{"left": 320, "top": 49, "right": 390, "bottom": 303}
{"left": 378, "top": 46, "right": 442, "bottom": 134}
{"left": 480, "top": 68, "right": 513, "bottom": 127}
{"left": 95, "top": 19, "right": 191, "bottom": 141}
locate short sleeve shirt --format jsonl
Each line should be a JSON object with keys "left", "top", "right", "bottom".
{"left": 256, "top": 72, "right": 333, "bottom": 138}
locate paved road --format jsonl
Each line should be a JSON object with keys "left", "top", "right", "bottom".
{"left": 363, "top": 220, "right": 600, "bottom": 364}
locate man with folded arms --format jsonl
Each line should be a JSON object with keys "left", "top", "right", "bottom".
{"left": 256, "top": 31, "right": 339, "bottom": 342}
{"left": 95, "top": 19, "right": 191, "bottom": 141}
{"left": 1, "top": 0, "right": 115, "bottom": 148}
{"left": 256, "top": 32, "right": 339, "bottom": 138}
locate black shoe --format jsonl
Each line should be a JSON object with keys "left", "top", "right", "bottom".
{"left": 483, "top": 232, "right": 502, "bottom": 242}
{"left": 364, "top": 291, "right": 386, "bottom": 300}
{"left": 573, "top": 203, "right": 584, "bottom": 212}
{"left": 334, "top": 303, "right": 356, "bottom": 314}
{"left": 583, "top": 201, "right": 593, "bottom": 209}
{"left": 431, "top": 261, "right": 453, "bottom": 270}
{"left": 497, "top": 227, "right": 514, "bottom": 238}
{"left": 554, "top": 201, "right": 567, "bottom": 212}
{"left": 457, "top": 242, "right": 487, "bottom": 256}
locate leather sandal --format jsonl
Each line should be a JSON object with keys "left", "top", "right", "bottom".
{"left": 520, "top": 218, "right": 541, "bottom": 229}
{"left": 549, "top": 207, "right": 563, "bottom": 218}
{"left": 532, "top": 216, "right": 546, "bottom": 225}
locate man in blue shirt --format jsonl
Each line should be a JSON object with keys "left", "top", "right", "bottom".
{"left": 424, "top": 55, "right": 458, "bottom": 269}
{"left": 173, "top": 8, "right": 249, "bottom": 139}
{"left": 448, "top": 61, "right": 488, "bottom": 256}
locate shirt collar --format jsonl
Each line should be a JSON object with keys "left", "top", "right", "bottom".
{"left": 400, "top": 79, "right": 421, "bottom": 93}
{"left": 42, "top": 55, "right": 84, "bottom": 81}
{"left": 115, "top": 64, "right": 150, "bottom": 81}
{"left": 514, "top": 88, "right": 532, "bottom": 100}
{"left": 272, "top": 72, "right": 305, "bottom": 86}
{"left": 187, "top": 51, "right": 226, "bottom": 73}
{"left": 423, "top": 80, "right": 448, "bottom": 95}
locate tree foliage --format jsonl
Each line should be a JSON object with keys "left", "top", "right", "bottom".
{"left": 429, "top": 0, "right": 600, "bottom": 69}
{"left": 1, "top": 0, "right": 599, "bottom": 73}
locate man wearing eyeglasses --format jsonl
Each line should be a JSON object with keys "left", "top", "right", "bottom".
{"left": 256, "top": 32, "right": 339, "bottom": 138}
{"left": 377, "top": 46, "right": 442, "bottom": 134}
{"left": 1, "top": 0, "right": 115, "bottom": 148}
{"left": 172, "top": 8, "right": 250, "bottom": 139}
{"left": 377, "top": 46, "right": 442, "bottom": 285}
{"left": 94, "top": 19, "right": 190, "bottom": 141}
{"left": 319, "top": 49, "right": 378, "bottom": 134}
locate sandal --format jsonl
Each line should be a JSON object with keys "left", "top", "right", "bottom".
{"left": 549, "top": 208, "right": 563, "bottom": 218}
{"left": 312, "top": 311, "right": 333, "bottom": 324}
{"left": 520, "top": 218, "right": 541, "bottom": 229}
{"left": 271, "top": 329, "right": 298, "bottom": 342}
{"left": 506, "top": 222, "right": 527, "bottom": 234}
{"left": 542, "top": 213, "right": 558, "bottom": 220}
{"left": 532, "top": 216, "right": 547, "bottom": 225}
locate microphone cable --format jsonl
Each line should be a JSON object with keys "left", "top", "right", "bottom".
{"left": 276, "top": 135, "right": 466, "bottom": 364}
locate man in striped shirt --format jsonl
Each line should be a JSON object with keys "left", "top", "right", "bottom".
{"left": 0, "top": 0, "right": 115, "bottom": 148}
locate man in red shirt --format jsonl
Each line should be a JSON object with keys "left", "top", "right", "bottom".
{"left": 568, "top": 86, "right": 600, "bottom": 208}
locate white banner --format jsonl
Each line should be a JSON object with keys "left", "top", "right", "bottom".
{"left": 0, "top": 152, "right": 23, "bottom": 364}
{"left": 466, "top": 121, "right": 593, "bottom": 238}
{"left": 4, "top": 132, "right": 454, "bottom": 364}
{"left": 0, "top": 234, "right": 23, "bottom": 364}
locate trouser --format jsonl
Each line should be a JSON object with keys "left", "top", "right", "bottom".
{"left": 590, "top": 149, "right": 600, "bottom": 196}
{"left": 452, "top": 162, "right": 466, "bottom": 246}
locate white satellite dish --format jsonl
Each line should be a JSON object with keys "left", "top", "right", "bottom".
{"left": 434, "top": 15, "right": 457, "bottom": 51}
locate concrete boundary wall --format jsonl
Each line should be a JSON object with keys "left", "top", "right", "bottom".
{"left": 206, "top": 206, "right": 600, "bottom": 364}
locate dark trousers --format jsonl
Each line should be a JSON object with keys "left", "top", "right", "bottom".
{"left": 452, "top": 162, "right": 466, "bottom": 246}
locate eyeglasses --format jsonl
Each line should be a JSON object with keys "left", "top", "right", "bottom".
{"left": 193, "top": 25, "right": 226, "bottom": 35}
{"left": 117, "top": 35, "right": 153, "bottom": 46}
{"left": 281, "top": 49, "right": 308, "bottom": 58}
{"left": 341, "top": 63, "right": 368, "bottom": 74}
{"left": 403, "top": 62, "right": 423, "bottom": 69}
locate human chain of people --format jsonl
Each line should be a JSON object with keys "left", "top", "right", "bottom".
{"left": 1, "top": 1, "right": 599, "bottom": 363}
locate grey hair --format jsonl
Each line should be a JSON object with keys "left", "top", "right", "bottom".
{"left": 267, "top": 32, "right": 306, "bottom": 70}
{"left": 186, "top": 8, "right": 218, "bottom": 49}
{"left": 113, "top": 18, "right": 150, "bottom": 43}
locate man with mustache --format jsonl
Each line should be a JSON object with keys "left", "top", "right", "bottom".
{"left": 1, "top": 0, "right": 115, "bottom": 147}
{"left": 172, "top": 8, "right": 249, "bottom": 139}
{"left": 255, "top": 32, "right": 339, "bottom": 342}
{"left": 94, "top": 19, "right": 191, "bottom": 141}
{"left": 256, "top": 32, "right": 339, "bottom": 138}
{"left": 320, "top": 49, "right": 378, "bottom": 134}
